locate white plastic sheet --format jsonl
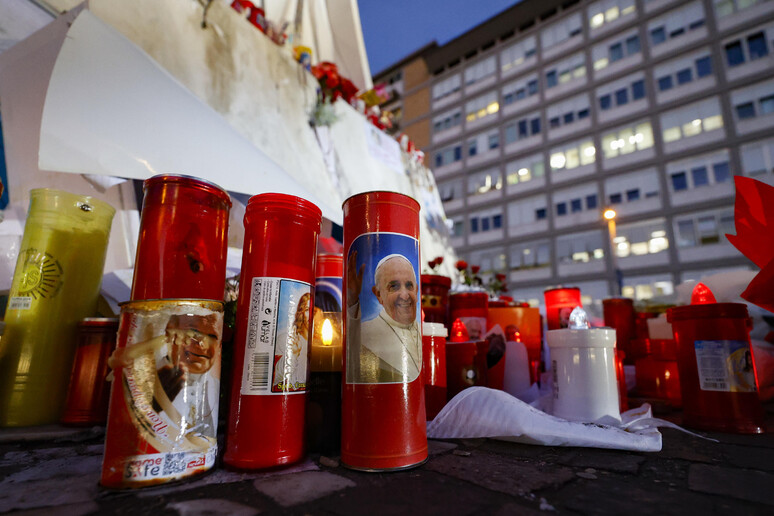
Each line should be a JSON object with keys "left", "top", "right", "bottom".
{"left": 427, "top": 387, "right": 664, "bottom": 452}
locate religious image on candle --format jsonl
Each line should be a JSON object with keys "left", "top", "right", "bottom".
{"left": 345, "top": 233, "right": 421, "bottom": 384}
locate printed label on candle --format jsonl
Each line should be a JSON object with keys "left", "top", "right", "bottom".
{"left": 694, "top": 340, "right": 757, "bottom": 393}
{"left": 7, "top": 297, "right": 32, "bottom": 310}
{"left": 241, "top": 277, "right": 312, "bottom": 396}
{"left": 345, "top": 233, "right": 422, "bottom": 385}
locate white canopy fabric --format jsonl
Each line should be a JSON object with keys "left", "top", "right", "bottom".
{"left": 38, "top": 7, "right": 343, "bottom": 224}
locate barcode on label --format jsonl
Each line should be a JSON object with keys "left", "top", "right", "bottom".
{"left": 8, "top": 297, "right": 32, "bottom": 310}
{"left": 701, "top": 380, "right": 729, "bottom": 390}
{"left": 251, "top": 353, "right": 270, "bottom": 390}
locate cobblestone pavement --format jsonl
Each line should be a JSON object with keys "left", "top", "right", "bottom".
{"left": 1, "top": 403, "right": 772, "bottom": 515}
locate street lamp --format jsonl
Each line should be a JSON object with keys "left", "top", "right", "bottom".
{"left": 603, "top": 208, "right": 621, "bottom": 296}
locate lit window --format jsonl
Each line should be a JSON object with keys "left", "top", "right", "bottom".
{"left": 703, "top": 114, "right": 723, "bottom": 131}
{"left": 663, "top": 126, "right": 681, "bottom": 143}
{"left": 591, "top": 13, "right": 604, "bottom": 28}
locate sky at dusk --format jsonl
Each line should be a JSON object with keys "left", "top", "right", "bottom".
{"left": 357, "top": 0, "right": 522, "bottom": 75}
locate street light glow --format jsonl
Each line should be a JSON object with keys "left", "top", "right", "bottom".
{"left": 603, "top": 208, "right": 617, "bottom": 220}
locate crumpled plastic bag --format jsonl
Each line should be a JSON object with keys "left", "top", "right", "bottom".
{"left": 426, "top": 387, "right": 701, "bottom": 452}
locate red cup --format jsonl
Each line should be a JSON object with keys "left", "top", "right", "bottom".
{"left": 603, "top": 298, "right": 636, "bottom": 365}
{"left": 131, "top": 175, "right": 231, "bottom": 301}
{"left": 449, "top": 292, "right": 489, "bottom": 340}
{"left": 445, "top": 340, "right": 488, "bottom": 400}
{"left": 61, "top": 318, "right": 118, "bottom": 426}
{"left": 341, "top": 191, "right": 427, "bottom": 471}
{"left": 421, "top": 274, "right": 452, "bottom": 324}
{"left": 224, "top": 193, "right": 321, "bottom": 469}
{"left": 422, "top": 323, "right": 448, "bottom": 420}
{"left": 668, "top": 303, "right": 765, "bottom": 433}
{"left": 544, "top": 287, "right": 581, "bottom": 330}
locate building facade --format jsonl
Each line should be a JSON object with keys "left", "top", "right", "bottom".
{"left": 374, "top": 0, "right": 774, "bottom": 309}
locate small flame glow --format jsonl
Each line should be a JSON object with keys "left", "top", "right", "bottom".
{"left": 321, "top": 318, "right": 333, "bottom": 345}
{"left": 451, "top": 318, "right": 470, "bottom": 342}
{"left": 691, "top": 282, "right": 717, "bottom": 305}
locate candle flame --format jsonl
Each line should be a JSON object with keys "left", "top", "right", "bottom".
{"left": 321, "top": 318, "right": 333, "bottom": 345}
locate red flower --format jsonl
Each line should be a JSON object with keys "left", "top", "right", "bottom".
{"left": 435, "top": 256, "right": 444, "bottom": 266}
{"left": 340, "top": 78, "right": 359, "bottom": 103}
{"left": 471, "top": 265, "right": 480, "bottom": 274}
{"left": 455, "top": 260, "right": 468, "bottom": 271}
{"left": 496, "top": 273, "right": 506, "bottom": 282}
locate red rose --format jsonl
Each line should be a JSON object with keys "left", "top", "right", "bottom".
{"left": 471, "top": 265, "right": 480, "bottom": 274}
{"left": 496, "top": 273, "right": 506, "bottom": 282}
{"left": 340, "top": 78, "right": 359, "bottom": 103}
{"left": 455, "top": 260, "right": 468, "bottom": 271}
{"left": 435, "top": 256, "right": 444, "bottom": 266}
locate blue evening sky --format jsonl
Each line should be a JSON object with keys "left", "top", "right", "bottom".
{"left": 357, "top": 0, "right": 522, "bottom": 75}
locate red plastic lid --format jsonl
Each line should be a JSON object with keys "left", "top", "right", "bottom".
{"left": 342, "top": 191, "right": 420, "bottom": 213}
{"left": 247, "top": 193, "right": 322, "bottom": 224}
{"left": 421, "top": 274, "right": 452, "bottom": 288}
{"left": 667, "top": 302, "right": 749, "bottom": 322}
{"left": 143, "top": 174, "right": 231, "bottom": 207}
{"left": 603, "top": 297, "right": 633, "bottom": 307}
{"left": 544, "top": 286, "right": 579, "bottom": 294}
{"left": 316, "top": 253, "right": 343, "bottom": 278}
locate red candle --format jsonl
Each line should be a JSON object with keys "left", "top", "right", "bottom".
{"left": 61, "top": 318, "right": 118, "bottom": 426}
{"left": 668, "top": 299, "right": 765, "bottom": 433}
{"left": 131, "top": 175, "right": 231, "bottom": 301}
{"left": 224, "top": 194, "right": 321, "bottom": 469}
{"left": 445, "top": 340, "right": 488, "bottom": 400}
{"left": 544, "top": 287, "right": 581, "bottom": 330}
{"left": 421, "top": 274, "right": 452, "bottom": 324}
{"left": 603, "top": 297, "right": 636, "bottom": 364}
{"left": 342, "top": 191, "right": 427, "bottom": 471}
{"left": 422, "top": 323, "right": 447, "bottom": 420}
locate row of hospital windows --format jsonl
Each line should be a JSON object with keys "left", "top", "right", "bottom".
{"left": 435, "top": 80, "right": 774, "bottom": 169}
{"left": 441, "top": 139, "right": 774, "bottom": 209}
{"left": 433, "top": 31, "right": 770, "bottom": 140}
{"left": 431, "top": 0, "right": 769, "bottom": 98}
{"left": 456, "top": 210, "right": 735, "bottom": 271}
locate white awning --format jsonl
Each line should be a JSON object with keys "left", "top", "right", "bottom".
{"left": 38, "top": 8, "right": 343, "bottom": 224}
